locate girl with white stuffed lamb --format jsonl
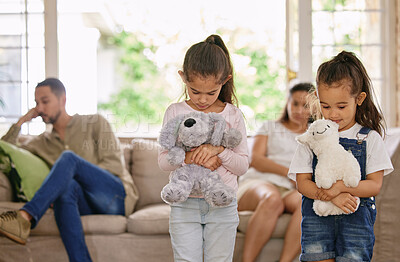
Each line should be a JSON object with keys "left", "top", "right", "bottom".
{"left": 158, "top": 34, "right": 249, "bottom": 262}
{"left": 288, "top": 51, "right": 393, "bottom": 262}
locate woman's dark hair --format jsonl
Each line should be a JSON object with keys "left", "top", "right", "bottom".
{"left": 278, "top": 82, "right": 314, "bottom": 123}
{"left": 316, "top": 50, "right": 385, "bottom": 136}
{"left": 182, "top": 35, "right": 238, "bottom": 106}
{"left": 36, "top": 78, "right": 66, "bottom": 98}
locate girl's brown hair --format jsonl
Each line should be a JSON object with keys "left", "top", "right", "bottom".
{"left": 316, "top": 50, "right": 385, "bottom": 136}
{"left": 181, "top": 35, "right": 238, "bottom": 106}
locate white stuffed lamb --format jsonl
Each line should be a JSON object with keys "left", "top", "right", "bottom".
{"left": 296, "top": 119, "right": 361, "bottom": 216}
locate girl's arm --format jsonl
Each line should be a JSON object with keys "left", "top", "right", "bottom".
{"left": 216, "top": 112, "right": 249, "bottom": 176}
{"left": 158, "top": 105, "right": 182, "bottom": 171}
{"left": 190, "top": 141, "right": 248, "bottom": 175}
{"left": 297, "top": 172, "right": 359, "bottom": 214}
{"left": 251, "top": 134, "right": 288, "bottom": 176}
{"left": 185, "top": 150, "right": 222, "bottom": 171}
{"left": 331, "top": 193, "right": 359, "bottom": 214}
{"left": 317, "top": 170, "right": 384, "bottom": 199}
{"left": 190, "top": 109, "right": 249, "bottom": 176}
{"left": 296, "top": 173, "right": 319, "bottom": 199}
{"left": 190, "top": 144, "right": 224, "bottom": 165}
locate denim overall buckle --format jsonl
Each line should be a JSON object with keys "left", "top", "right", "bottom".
{"left": 356, "top": 132, "right": 368, "bottom": 144}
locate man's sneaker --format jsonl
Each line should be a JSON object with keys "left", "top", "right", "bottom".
{"left": 0, "top": 210, "right": 31, "bottom": 245}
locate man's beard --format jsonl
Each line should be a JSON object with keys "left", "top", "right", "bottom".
{"left": 42, "top": 110, "right": 61, "bottom": 124}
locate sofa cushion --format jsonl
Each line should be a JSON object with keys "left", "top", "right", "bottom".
{"left": 127, "top": 204, "right": 170, "bottom": 235}
{"left": 0, "top": 202, "right": 127, "bottom": 236}
{"left": 122, "top": 144, "right": 133, "bottom": 172}
{"left": 131, "top": 139, "right": 170, "bottom": 210}
{"left": 0, "top": 172, "right": 13, "bottom": 201}
{"left": 238, "top": 211, "right": 291, "bottom": 238}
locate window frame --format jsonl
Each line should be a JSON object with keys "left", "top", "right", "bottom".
{"left": 291, "top": 0, "right": 396, "bottom": 126}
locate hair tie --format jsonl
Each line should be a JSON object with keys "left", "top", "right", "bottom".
{"left": 205, "top": 36, "right": 215, "bottom": 45}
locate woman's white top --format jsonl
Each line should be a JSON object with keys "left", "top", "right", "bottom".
{"left": 239, "top": 120, "right": 300, "bottom": 189}
{"left": 288, "top": 123, "right": 394, "bottom": 181}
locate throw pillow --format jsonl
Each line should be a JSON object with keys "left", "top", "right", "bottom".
{"left": 0, "top": 140, "right": 50, "bottom": 201}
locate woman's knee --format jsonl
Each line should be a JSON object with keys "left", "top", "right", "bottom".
{"left": 284, "top": 191, "right": 303, "bottom": 213}
{"left": 258, "top": 192, "right": 284, "bottom": 215}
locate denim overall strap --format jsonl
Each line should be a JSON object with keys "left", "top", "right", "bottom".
{"left": 304, "top": 127, "right": 371, "bottom": 216}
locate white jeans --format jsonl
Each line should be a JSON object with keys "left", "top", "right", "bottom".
{"left": 169, "top": 197, "right": 239, "bottom": 262}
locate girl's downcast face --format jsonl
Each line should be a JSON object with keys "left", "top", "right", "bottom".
{"left": 179, "top": 71, "right": 225, "bottom": 113}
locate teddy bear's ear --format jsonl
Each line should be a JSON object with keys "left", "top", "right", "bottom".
{"left": 328, "top": 120, "right": 339, "bottom": 131}
{"left": 296, "top": 132, "right": 310, "bottom": 145}
{"left": 209, "top": 113, "right": 226, "bottom": 146}
{"left": 159, "top": 114, "right": 186, "bottom": 150}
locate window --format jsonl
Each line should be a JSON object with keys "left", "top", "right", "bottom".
{"left": 288, "top": 0, "right": 396, "bottom": 126}
{"left": 1, "top": 0, "right": 396, "bottom": 138}
{"left": 0, "top": 0, "right": 45, "bottom": 134}
{"left": 96, "top": 0, "right": 288, "bottom": 137}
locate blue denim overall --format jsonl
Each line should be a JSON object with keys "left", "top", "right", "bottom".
{"left": 300, "top": 127, "right": 377, "bottom": 262}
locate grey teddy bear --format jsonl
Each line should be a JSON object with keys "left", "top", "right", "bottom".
{"left": 159, "top": 111, "right": 242, "bottom": 207}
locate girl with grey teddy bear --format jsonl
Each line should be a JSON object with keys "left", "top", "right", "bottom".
{"left": 158, "top": 34, "right": 249, "bottom": 262}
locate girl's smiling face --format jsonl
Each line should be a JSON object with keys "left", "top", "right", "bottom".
{"left": 317, "top": 79, "right": 366, "bottom": 132}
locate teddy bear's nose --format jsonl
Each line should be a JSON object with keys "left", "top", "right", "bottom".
{"left": 184, "top": 118, "right": 196, "bottom": 127}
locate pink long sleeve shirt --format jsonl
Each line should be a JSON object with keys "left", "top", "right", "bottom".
{"left": 158, "top": 101, "right": 249, "bottom": 193}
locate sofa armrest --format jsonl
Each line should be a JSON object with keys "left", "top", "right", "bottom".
{"left": 0, "top": 171, "right": 13, "bottom": 201}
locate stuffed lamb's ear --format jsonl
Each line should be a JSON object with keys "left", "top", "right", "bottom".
{"left": 159, "top": 114, "right": 186, "bottom": 150}
{"left": 209, "top": 113, "right": 226, "bottom": 146}
{"left": 296, "top": 132, "right": 310, "bottom": 145}
{"left": 329, "top": 120, "right": 339, "bottom": 131}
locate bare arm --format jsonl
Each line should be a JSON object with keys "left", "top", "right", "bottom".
{"left": 15, "top": 108, "right": 39, "bottom": 127}
{"left": 316, "top": 170, "right": 384, "bottom": 200}
{"left": 251, "top": 135, "right": 289, "bottom": 177}
{"left": 296, "top": 173, "right": 319, "bottom": 199}
{"left": 190, "top": 144, "right": 224, "bottom": 165}
{"left": 185, "top": 147, "right": 222, "bottom": 171}
{"left": 2, "top": 108, "right": 39, "bottom": 144}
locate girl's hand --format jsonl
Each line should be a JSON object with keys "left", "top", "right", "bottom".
{"left": 191, "top": 144, "right": 224, "bottom": 165}
{"left": 315, "top": 180, "right": 344, "bottom": 200}
{"left": 331, "top": 193, "right": 358, "bottom": 214}
{"left": 184, "top": 151, "right": 195, "bottom": 164}
{"left": 202, "top": 156, "right": 222, "bottom": 171}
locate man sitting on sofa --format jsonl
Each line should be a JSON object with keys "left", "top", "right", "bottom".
{"left": 0, "top": 78, "right": 138, "bottom": 262}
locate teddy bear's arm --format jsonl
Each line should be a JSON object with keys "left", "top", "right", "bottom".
{"left": 158, "top": 147, "right": 182, "bottom": 171}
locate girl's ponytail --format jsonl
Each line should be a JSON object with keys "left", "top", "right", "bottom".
{"left": 205, "top": 35, "right": 230, "bottom": 61}
{"left": 182, "top": 35, "right": 238, "bottom": 106}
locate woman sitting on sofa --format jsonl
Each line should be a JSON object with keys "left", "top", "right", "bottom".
{"left": 237, "top": 82, "right": 313, "bottom": 262}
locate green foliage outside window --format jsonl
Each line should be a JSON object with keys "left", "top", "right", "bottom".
{"left": 98, "top": 31, "right": 285, "bottom": 132}
{"left": 98, "top": 32, "right": 169, "bottom": 127}
{"left": 235, "top": 48, "right": 285, "bottom": 123}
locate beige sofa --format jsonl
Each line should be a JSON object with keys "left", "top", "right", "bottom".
{"left": 0, "top": 132, "right": 399, "bottom": 262}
